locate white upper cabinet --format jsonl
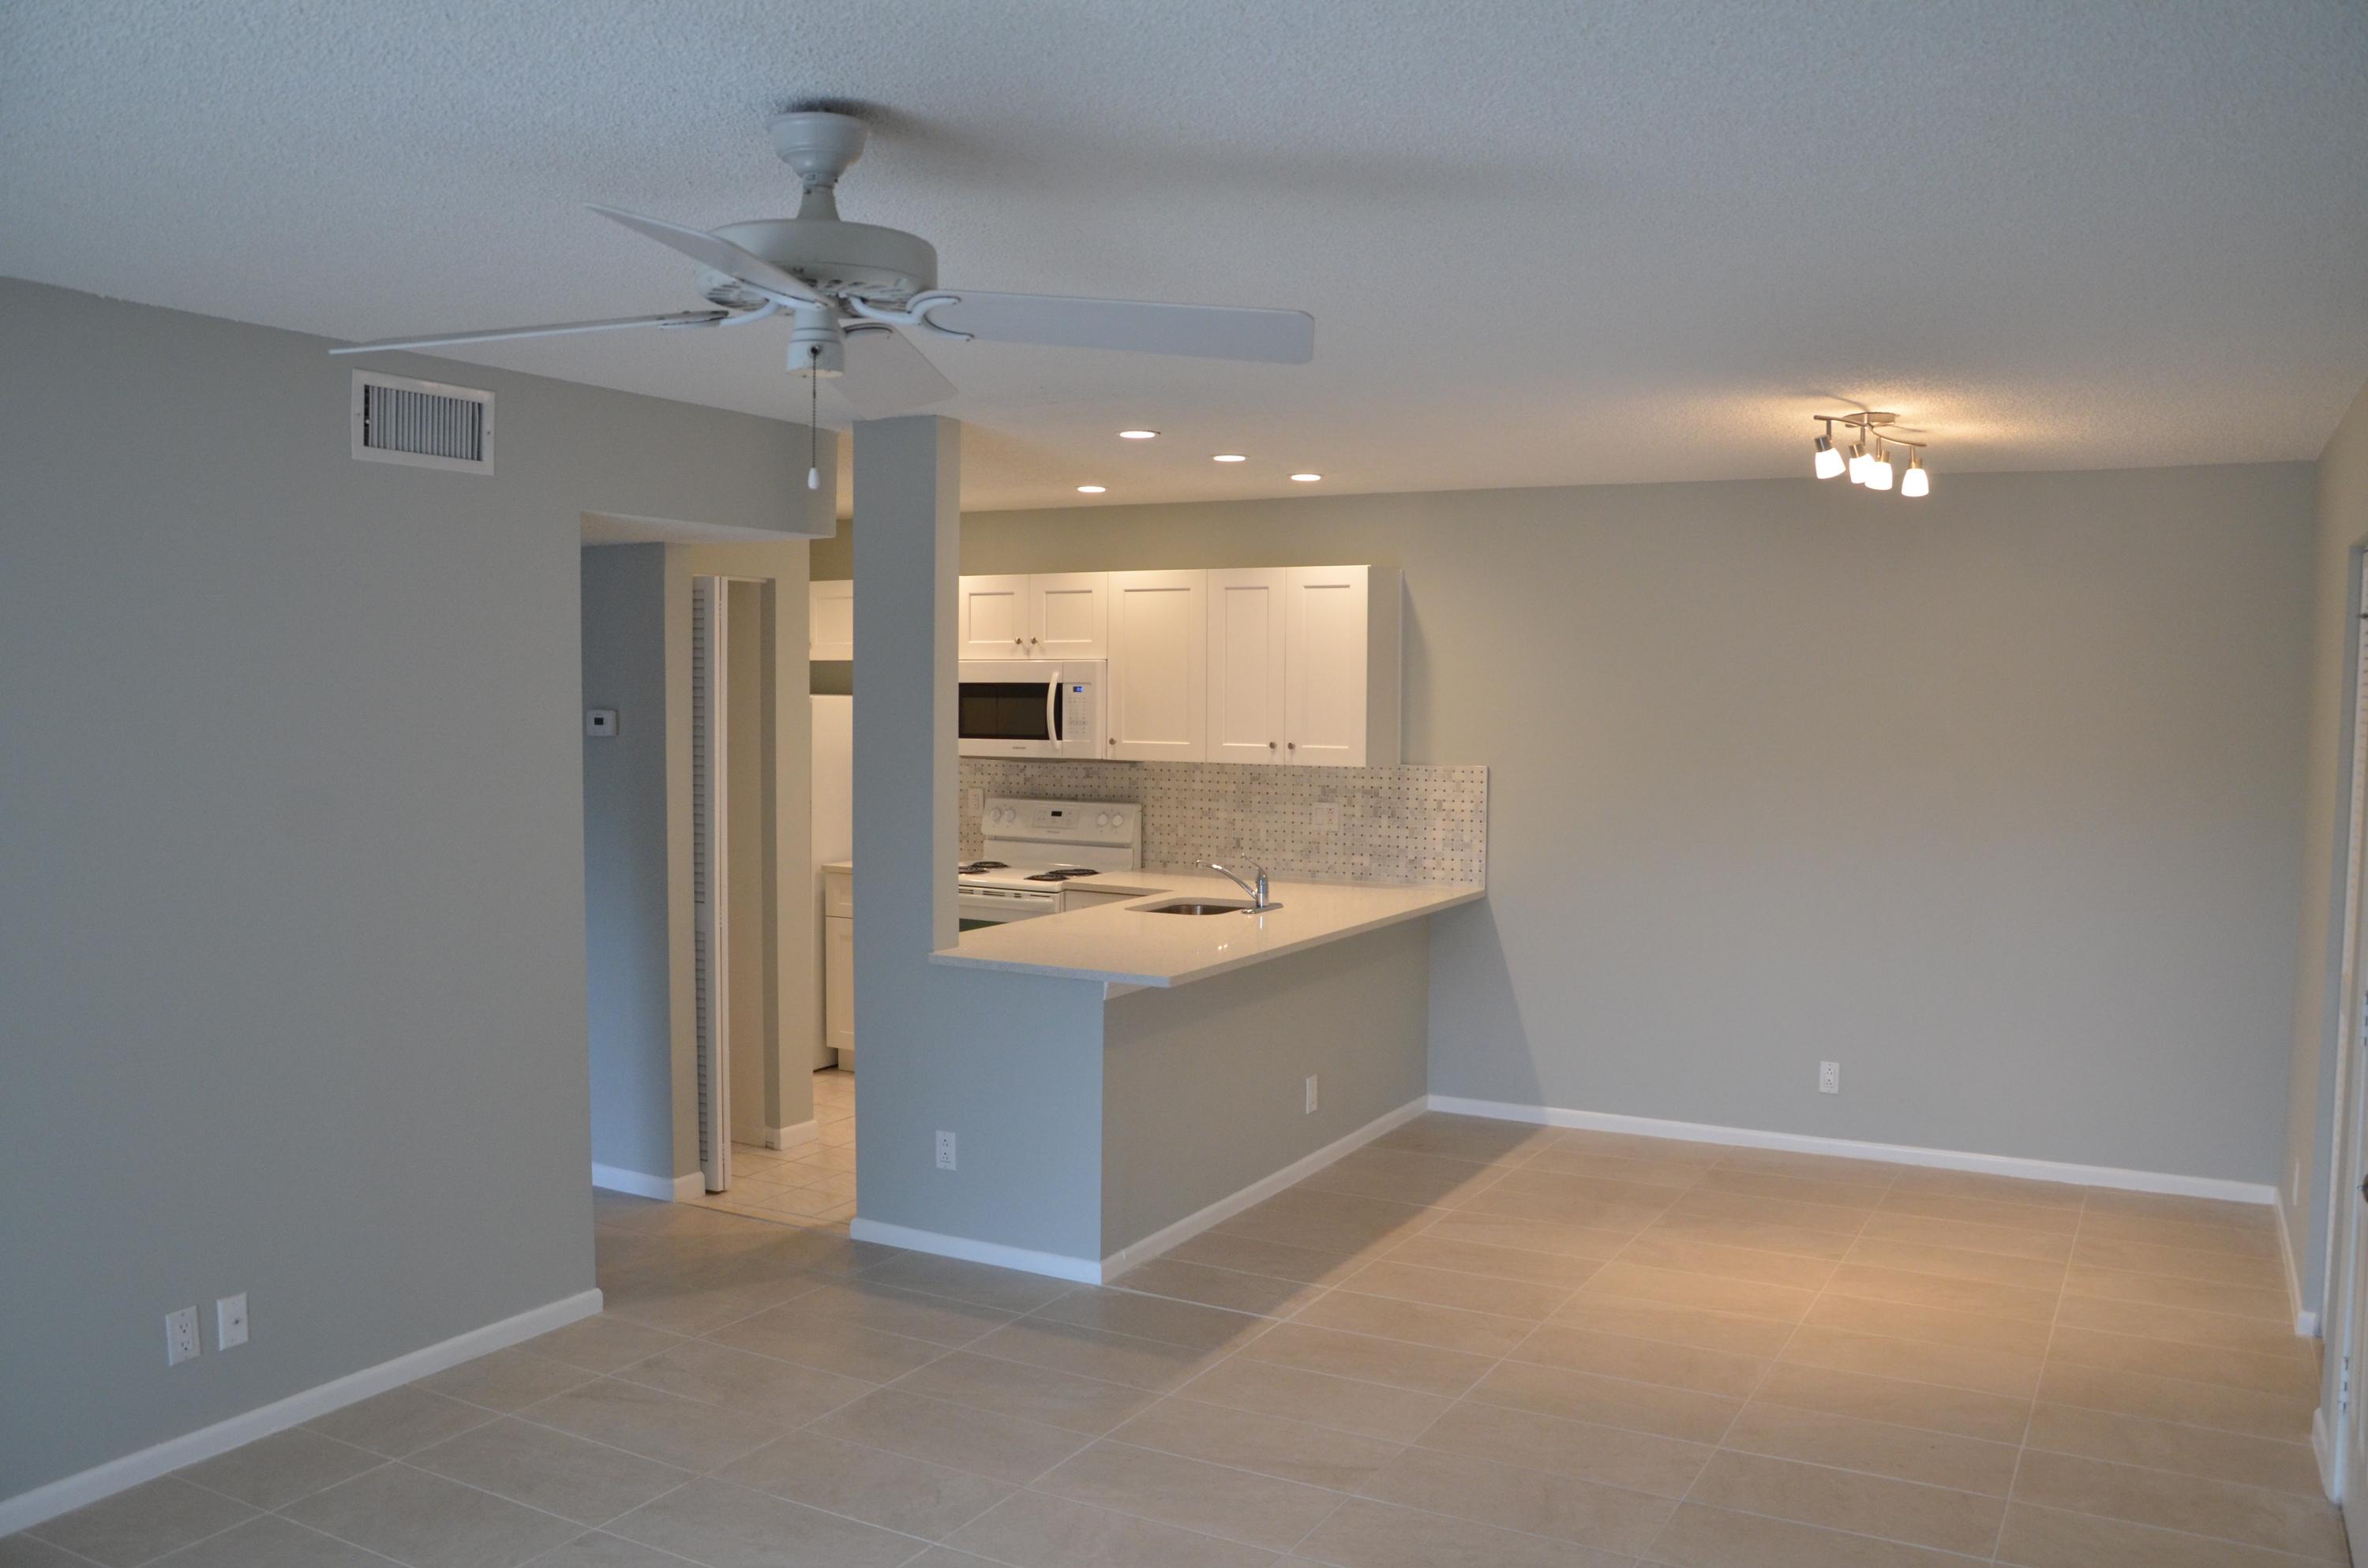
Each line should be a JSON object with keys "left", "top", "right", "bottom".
{"left": 1028, "top": 572, "right": 1110, "bottom": 660}
{"left": 1286, "top": 565, "right": 1401, "bottom": 768}
{"left": 957, "top": 574, "right": 1033, "bottom": 659}
{"left": 1205, "top": 567, "right": 1287, "bottom": 764}
{"left": 808, "top": 578, "right": 854, "bottom": 661}
{"left": 1107, "top": 569, "right": 1207, "bottom": 761}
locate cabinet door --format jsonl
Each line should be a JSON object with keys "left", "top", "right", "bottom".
{"left": 825, "top": 915, "right": 855, "bottom": 1061}
{"left": 1107, "top": 570, "right": 1206, "bottom": 761}
{"left": 1285, "top": 565, "right": 1369, "bottom": 766}
{"left": 1029, "top": 572, "right": 1109, "bottom": 660}
{"left": 957, "top": 574, "right": 1034, "bottom": 660}
{"left": 808, "top": 578, "right": 854, "bottom": 661}
{"left": 1205, "top": 567, "right": 1287, "bottom": 765}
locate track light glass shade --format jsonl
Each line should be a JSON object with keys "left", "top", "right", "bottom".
{"left": 1902, "top": 455, "right": 1929, "bottom": 497}
{"left": 1846, "top": 443, "right": 1868, "bottom": 485}
{"left": 1813, "top": 435, "right": 1843, "bottom": 479}
{"left": 1868, "top": 453, "right": 1895, "bottom": 492}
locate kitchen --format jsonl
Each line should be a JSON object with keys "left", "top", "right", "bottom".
{"left": 815, "top": 518, "right": 1489, "bottom": 1281}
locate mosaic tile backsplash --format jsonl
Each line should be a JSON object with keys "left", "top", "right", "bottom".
{"left": 958, "top": 760, "right": 1487, "bottom": 885}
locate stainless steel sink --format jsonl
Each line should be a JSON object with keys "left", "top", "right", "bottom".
{"left": 1138, "top": 899, "right": 1260, "bottom": 915}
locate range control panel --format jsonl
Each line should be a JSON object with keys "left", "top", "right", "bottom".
{"left": 980, "top": 796, "right": 1141, "bottom": 848}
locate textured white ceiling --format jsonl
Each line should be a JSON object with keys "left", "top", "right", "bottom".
{"left": 6, "top": 1, "right": 2366, "bottom": 513}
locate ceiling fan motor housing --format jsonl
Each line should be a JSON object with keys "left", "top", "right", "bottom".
{"left": 710, "top": 219, "right": 939, "bottom": 304}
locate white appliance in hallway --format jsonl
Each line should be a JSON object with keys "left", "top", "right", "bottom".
{"left": 811, "top": 694, "right": 852, "bottom": 1069}
{"left": 957, "top": 797, "right": 1141, "bottom": 930}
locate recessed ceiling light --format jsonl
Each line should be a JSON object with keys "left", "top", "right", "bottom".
{"left": 1290, "top": 473, "right": 1321, "bottom": 482}
{"left": 1076, "top": 485, "right": 1107, "bottom": 494}
{"left": 1117, "top": 429, "right": 1159, "bottom": 440}
{"left": 1212, "top": 453, "right": 1246, "bottom": 462}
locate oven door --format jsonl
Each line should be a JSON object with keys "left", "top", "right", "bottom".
{"left": 957, "top": 885, "right": 1061, "bottom": 931}
{"left": 958, "top": 661, "right": 1062, "bottom": 758}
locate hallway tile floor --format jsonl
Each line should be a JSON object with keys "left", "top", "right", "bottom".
{"left": 682, "top": 1067, "right": 859, "bottom": 1225}
{"left": 6, "top": 1111, "right": 2338, "bottom": 1566}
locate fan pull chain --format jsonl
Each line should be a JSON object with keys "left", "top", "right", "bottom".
{"left": 806, "top": 346, "right": 822, "bottom": 491}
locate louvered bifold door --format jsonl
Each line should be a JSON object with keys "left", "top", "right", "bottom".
{"left": 692, "top": 577, "right": 732, "bottom": 1192}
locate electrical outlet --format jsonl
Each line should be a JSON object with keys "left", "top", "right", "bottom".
{"left": 166, "top": 1307, "right": 200, "bottom": 1367}
{"left": 1313, "top": 802, "right": 1340, "bottom": 830}
{"left": 965, "top": 788, "right": 984, "bottom": 816}
{"left": 1817, "top": 1061, "right": 1841, "bottom": 1095}
{"left": 935, "top": 1130, "right": 957, "bottom": 1171}
{"left": 216, "top": 1293, "right": 249, "bottom": 1351}
{"left": 1305, "top": 1075, "right": 1319, "bottom": 1114}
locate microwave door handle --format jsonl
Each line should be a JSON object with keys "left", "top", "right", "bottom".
{"left": 1046, "top": 679, "right": 1061, "bottom": 746}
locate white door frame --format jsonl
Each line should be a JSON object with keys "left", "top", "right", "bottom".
{"left": 691, "top": 574, "right": 732, "bottom": 1192}
{"left": 2324, "top": 548, "right": 2368, "bottom": 1526}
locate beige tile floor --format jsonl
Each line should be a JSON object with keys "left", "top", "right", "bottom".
{"left": 8, "top": 1110, "right": 2342, "bottom": 1566}
{"left": 679, "top": 1067, "right": 860, "bottom": 1225}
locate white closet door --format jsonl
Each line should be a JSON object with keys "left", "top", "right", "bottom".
{"left": 957, "top": 574, "right": 1033, "bottom": 659}
{"left": 1108, "top": 569, "right": 1207, "bottom": 761}
{"left": 1206, "top": 568, "right": 1286, "bottom": 764}
{"left": 1029, "top": 572, "right": 1110, "bottom": 660}
{"left": 691, "top": 576, "right": 731, "bottom": 1192}
{"left": 1284, "top": 565, "right": 1369, "bottom": 767}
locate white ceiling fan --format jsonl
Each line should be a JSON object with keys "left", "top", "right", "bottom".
{"left": 332, "top": 109, "right": 1316, "bottom": 441}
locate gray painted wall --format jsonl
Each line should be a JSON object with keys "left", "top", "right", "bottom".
{"left": 930, "top": 465, "right": 2314, "bottom": 1187}
{"left": 583, "top": 546, "right": 674, "bottom": 1178}
{"left": 1103, "top": 922, "right": 1432, "bottom": 1256}
{"left": 2286, "top": 379, "right": 2368, "bottom": 1323}
{"left": 0, "top": 279, "right": 806, "bottom": 1498}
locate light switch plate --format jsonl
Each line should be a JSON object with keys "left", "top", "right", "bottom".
{"left": 216, "top": 1293, "right": 249, "bottom": 1350}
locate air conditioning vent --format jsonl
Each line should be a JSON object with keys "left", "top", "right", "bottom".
{"left": 350, "top": 370, "right": 494, "bottom": 473}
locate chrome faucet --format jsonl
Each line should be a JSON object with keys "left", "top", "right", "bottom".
{"left": 1205, "top": 860, "right": 1282, "bottom": 914}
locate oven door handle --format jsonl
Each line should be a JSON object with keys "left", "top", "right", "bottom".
{"left": 1046, "top": 679, "right": 1061, "bottom": 747}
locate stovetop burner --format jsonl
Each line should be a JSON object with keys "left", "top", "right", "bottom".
{"left": 1024, "top": 867, "right": 1102, "bottom": 883}
{"left": 957, "top": 860, "right": 1007, "bottom": 876}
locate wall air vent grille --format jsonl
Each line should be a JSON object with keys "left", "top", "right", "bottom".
{"left": 350, "top": 370, "right": 493, "bottom": 473}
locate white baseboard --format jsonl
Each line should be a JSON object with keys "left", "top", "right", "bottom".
{"left": 0, "top": 1288, "right": 601, "bottom": 1536}
{"left": 2317, "top": 1404, "right": 2338, "bottom": 1502}
{"left": 848, "top": 1218, "right": 1103, "bottom": 1285}
{"left": 590, "top": 1163, "right": 706, "bottom": 1202}
{"left": 768, "top": 1120, "right": 819, "bottom": 1151}
{"left": 1099, "top": 1095, "right": 1431, "bottom": 1278}
{"left": 1428, "top": 1095, "right": 2280, "bottom": 1207}
{"left": 2277, "top": 1199, "right": 2319, "bottom": 1338}
{"left": 848, "top": 1095, "right": 1429, "bottom": 1288}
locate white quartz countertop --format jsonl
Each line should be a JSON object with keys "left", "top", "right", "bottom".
{"left": 929, "top": 867, "right": 1485, "bottom": 988}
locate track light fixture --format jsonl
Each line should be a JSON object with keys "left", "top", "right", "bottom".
{"left": 1812, "top": 422, "right": 1845, "bottom": 480}
{"left": 1813, "top": 411, "right": 1931, "bottom": 500}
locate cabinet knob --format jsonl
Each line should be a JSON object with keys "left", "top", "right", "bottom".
{"left": 1287, "top": 741, "right": 1297, "bottom": 750}
{"left": 1014, "top": 638, "right": 1022, "bottom": 646}
{"left": 1268, "top": 740, "right": 1276, "bottom": 750}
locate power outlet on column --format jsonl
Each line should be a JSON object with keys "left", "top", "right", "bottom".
{"left": 1305, "top": 1075, "right": 1320, "bottom": 1114}
{"left": 165, "top": 1307, "right": 200, "bottom": 1367}
{"left": 935, "top": 1130, "right": 957, "bottom": 1171}
{"left": 1818, "top": 1061, "right": 1841, "bottom": 1095}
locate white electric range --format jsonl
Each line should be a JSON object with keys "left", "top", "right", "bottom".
{"left": 957, "top": 797, "right": 1143, "bottom": 930}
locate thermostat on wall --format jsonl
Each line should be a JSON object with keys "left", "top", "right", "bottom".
{"left": 586, "top": 709, "right": 618, "bottom": 738}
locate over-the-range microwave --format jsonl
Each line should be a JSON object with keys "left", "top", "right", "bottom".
{"left": 957, "top": 659, "right": 1103, "bottom": 758}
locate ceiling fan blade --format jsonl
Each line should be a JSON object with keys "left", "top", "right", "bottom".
{"left": 922, "top": 291, "right": 1313, "bottom": 364}
{"left": 329, "top": 310, "right": 733, "bottom": 355}
{"left": 835, "top": 327, "right": 957, "bottom": 418}
{"left": 587, "top": 205, "right": 825, "bottom": 305}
